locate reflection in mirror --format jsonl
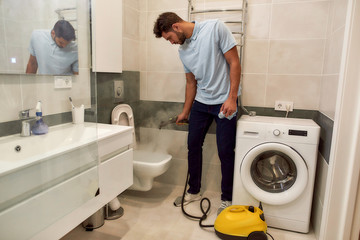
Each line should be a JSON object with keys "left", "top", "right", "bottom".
{"left": 26, "top": 20, "right": 78, "bottom": 75}
{"left": 0, "top": 1, "right": 78, "bottom": 75}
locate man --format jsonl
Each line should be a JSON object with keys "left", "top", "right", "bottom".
{"left": 26, "top": 20, "right": 78, "bottom": 75}
{"left": 153, "top": 12, "right": 241, "bottom": 214}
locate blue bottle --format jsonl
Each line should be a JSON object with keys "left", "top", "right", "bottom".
{"left": 31, "top": 101, "right": 49, "bottom": 135}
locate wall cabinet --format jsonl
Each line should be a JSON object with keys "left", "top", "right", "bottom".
{"left": 91, "top": 0, "right": 123, "bottom": 73}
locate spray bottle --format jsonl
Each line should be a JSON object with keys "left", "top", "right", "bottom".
{"left": 31, "top": 101, "right": 49, "bottom": 135}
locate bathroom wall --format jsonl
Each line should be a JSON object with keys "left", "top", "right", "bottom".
{"left": 312, "top": 0, "right": 348, "bottom": 238}
{"left": 0, "top": 0, "right": 92, "bottom": 135}
{"left": 98, "top": 1, "right": 347, "bottom": 236}
{"left": 134, "top": 0, "right": 337, "bottom": 192}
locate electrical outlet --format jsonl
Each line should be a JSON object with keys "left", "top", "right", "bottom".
{"left": 114, "top": 80, "right": 124, "bottom": 102}
{"left": 275, "top": 100, "right": 294, "bottom": 111}
{"left": 54, "top": 76, "right": 72, "bottom": 89}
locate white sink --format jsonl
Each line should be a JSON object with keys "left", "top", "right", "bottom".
{"left": 0, "top": 122, "right": 133, "bottom": 240}
{"left": 0, "top": 122, "right": 132, "bottom": 177}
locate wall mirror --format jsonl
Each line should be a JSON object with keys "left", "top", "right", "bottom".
{"left": 0, "top": 0, "right": 78, "bottom": 75}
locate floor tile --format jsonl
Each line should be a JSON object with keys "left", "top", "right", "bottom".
{"left": 61, "top": 182, "right": 316, "bottom": 240}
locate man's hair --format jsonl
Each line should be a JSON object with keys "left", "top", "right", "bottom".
{"left": 53, "top": 20, "right": 76, "bottom": 41}
{"left": 153, "top": 12, "right": 184, "bottom": 38}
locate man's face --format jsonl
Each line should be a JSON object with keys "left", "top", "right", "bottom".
{"left": 54, "top": 37, "right": 70, "bottom": 48}
{"left": 162, "top": 30, "right": 186, "bottom": 45}
{"left": 51, "top": 30, "right": 70, "bottom": 48}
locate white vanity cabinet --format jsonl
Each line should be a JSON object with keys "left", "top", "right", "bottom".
{"left": 31, "top": 123, "right": 133, "bottom": 240}
{"left": 91, "top": 0, "right": 122, "bottom": 73}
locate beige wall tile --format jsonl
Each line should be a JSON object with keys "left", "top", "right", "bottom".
{"left": 0, "top": 46, "right": 7, "bottom": 72}
{"left": 332, "top": 0, "right": 348, "bottom": 32}
{"left": 246, "top": 4, "right": 271, "bottom": 39}
{"left": 123, "top": 38, "right": 140, "bottom": 71}
{"left": 147, "top": 39, "right": 184, "bottom": 72}
{"left": 138, "top": 0, "right": 147, "bottom": 12}
{"left": 77, "top": 25, "right": 91, "bottom": 69}
{"left": 147, "top": 0, "right": 188, "bottom": 12}
{"left": 323, "top": 27, "right": 345, "bottom": 75}
{"left": 123, "top": 5, "right": 140, "bottom": 40}
{"left": 0, "top": 17, "right": 5, "bottom": 45}
{"left": 269, "top": 39, "right": 325, "bottom": 74}
{"left": 124, "top": 0, "right": 140, "bottom": 10}
{"left": 320, "top": 75, "right": 339, "bottom": 120}
{"left": 0, "top": 75, "right": 22, "bottom": 122}
{"left": 241, "top": 74, "right": 267, "bottom": 107}
{"left": 139, "top": 12, "right": 147, "bottom": 42}
{"left": 243, "top": 40, "right": 269, "bottom": 73}
{"left": 266, "top": 75, "right": 321, "bottom": 109}
{"left": 204, "top": 0, "right": 244, "bottom": 9}
{"left": 270, "top": 1, "right": 329, "bottom": 39}
{"left": 140, "top": 41, "right": 147, "bottom": 71}
{"left": 146, "top": 72, "right": 185, "bottom": 102}
{"left": 247, "top": 0, "right": 272, "bottom": 4}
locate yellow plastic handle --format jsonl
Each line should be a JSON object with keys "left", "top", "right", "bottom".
{"left": 229, "top": 206, "right": 245, "bottom": 213}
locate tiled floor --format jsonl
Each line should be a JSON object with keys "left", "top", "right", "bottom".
{"left": 61, "top": 182, "right": 316, "bottom": 240}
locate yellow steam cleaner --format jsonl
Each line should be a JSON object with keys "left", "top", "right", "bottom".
{"left": 174, "top": 172, "right": 273, "bottom": 240}
{"left": 214, "top": 205, "right": 268, "bottom": 240}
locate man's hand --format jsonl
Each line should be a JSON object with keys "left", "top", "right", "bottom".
{"left": 176, "top": 111, "right": 189, "bottom": 124}
{"left": 220, "top": 98, "right": 237, "bottom": 118}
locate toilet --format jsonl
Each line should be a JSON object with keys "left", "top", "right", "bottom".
{"left": 112, "top": 104, "right": 172, "bottom": 191}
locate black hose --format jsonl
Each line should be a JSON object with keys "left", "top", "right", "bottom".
{"left": 178, "top": 172, "right": 276, "bottom": 240}
{"left": 179, "top": 172, "right": 214, "bottom": 228}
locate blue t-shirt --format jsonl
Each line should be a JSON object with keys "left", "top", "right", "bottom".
{"left": 29, "top": 30, "right": 78, "bottom": 75}
{"left": 179, "top": 19, "right": 240, "bottom": 105}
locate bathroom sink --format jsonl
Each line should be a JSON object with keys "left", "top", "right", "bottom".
{"left": 0, "top": 122, "right": 132, "bottom": 176}
{"left": 0, "top": 122, "right": 133, "bottom": 240}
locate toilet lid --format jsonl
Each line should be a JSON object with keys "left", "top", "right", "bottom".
{"left": 112, "top": 104, "right": 134, "bottom": 127}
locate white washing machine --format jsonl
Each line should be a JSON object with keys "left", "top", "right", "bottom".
{"left": 232, "top": 115, "right": 320, "bottom": 233}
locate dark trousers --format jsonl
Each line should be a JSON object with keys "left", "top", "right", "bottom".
{"left": 187, "top": 100, "right": 236, "bottom": 201}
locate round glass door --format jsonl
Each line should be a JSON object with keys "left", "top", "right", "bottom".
{"left": 251, "top": 150, "right": 297, "bottom": 193}
{"left": 240, "top": 142, "right": 308, "bottom": 205}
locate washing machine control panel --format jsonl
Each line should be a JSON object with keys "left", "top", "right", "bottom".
{"left": 289, "top": 129, "right": 308, "bottom": 136}
{"left": 267, "top": 126, "right": 311, "bottom": 143}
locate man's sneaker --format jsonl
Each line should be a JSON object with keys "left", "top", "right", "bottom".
{"left": 217, "top": 200, "right": 232, "bottom": 215}
{"left": 173, "top": 192, "right": 201, "bottom": 207}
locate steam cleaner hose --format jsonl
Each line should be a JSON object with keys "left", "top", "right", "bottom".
{"left": 176, "top": 171, "right": 275, "bottom": 240}
{"left": 177, "top": 172, "right": 214, "bottom": 228}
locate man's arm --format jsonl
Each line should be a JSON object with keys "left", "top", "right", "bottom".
{"left": 176, "top": 72, "right": 197, "bottom": 124}
{"left": 26, "top": 55, "right": 38, "bottom": 74}
{"left": 221, "top": 46, "right": 241, "bottom": 117}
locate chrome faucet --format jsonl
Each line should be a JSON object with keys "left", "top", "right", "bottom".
{"left": 19, "top": 109, "right": 34, "bottom": 137}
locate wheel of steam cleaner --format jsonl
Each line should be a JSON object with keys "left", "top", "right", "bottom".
{"left": 175, "top": 172, "right": 273, "bottom": 240}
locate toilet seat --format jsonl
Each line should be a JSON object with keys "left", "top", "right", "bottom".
{"left": 112, "top": 104, "right": 134, "bottom": 127}
{"left": 112, "top": 104, "right": 136, "bottom": 148}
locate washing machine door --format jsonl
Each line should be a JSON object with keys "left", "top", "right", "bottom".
{"left": 240, "top": 142, "right": 308, "bottom": 205}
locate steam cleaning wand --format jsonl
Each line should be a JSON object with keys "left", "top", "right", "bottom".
{"left": 159, "top": 116, "right": 189, "bottom": 129}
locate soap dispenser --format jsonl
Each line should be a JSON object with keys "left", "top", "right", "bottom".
{"left": 31, "top": 101, "right": 49, "bottom": 135}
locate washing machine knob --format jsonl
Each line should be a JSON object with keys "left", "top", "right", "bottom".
{"left": 273, "top": 129, "right": 281, "bottom": 136}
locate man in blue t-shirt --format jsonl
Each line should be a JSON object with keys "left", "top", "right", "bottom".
{"left": 26, "top": 20, "right": 78, "bottom": 75}
{"left": 154, "top": 12, "right": 241, "bottom": 215}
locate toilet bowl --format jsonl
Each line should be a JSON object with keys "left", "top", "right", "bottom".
{"left": 112, "top": 104, "right": 172, "bottom": 191}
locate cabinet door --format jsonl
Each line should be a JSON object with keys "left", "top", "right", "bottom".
{"left": 91, "top": 0, "right": 122, "bottom": 72}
